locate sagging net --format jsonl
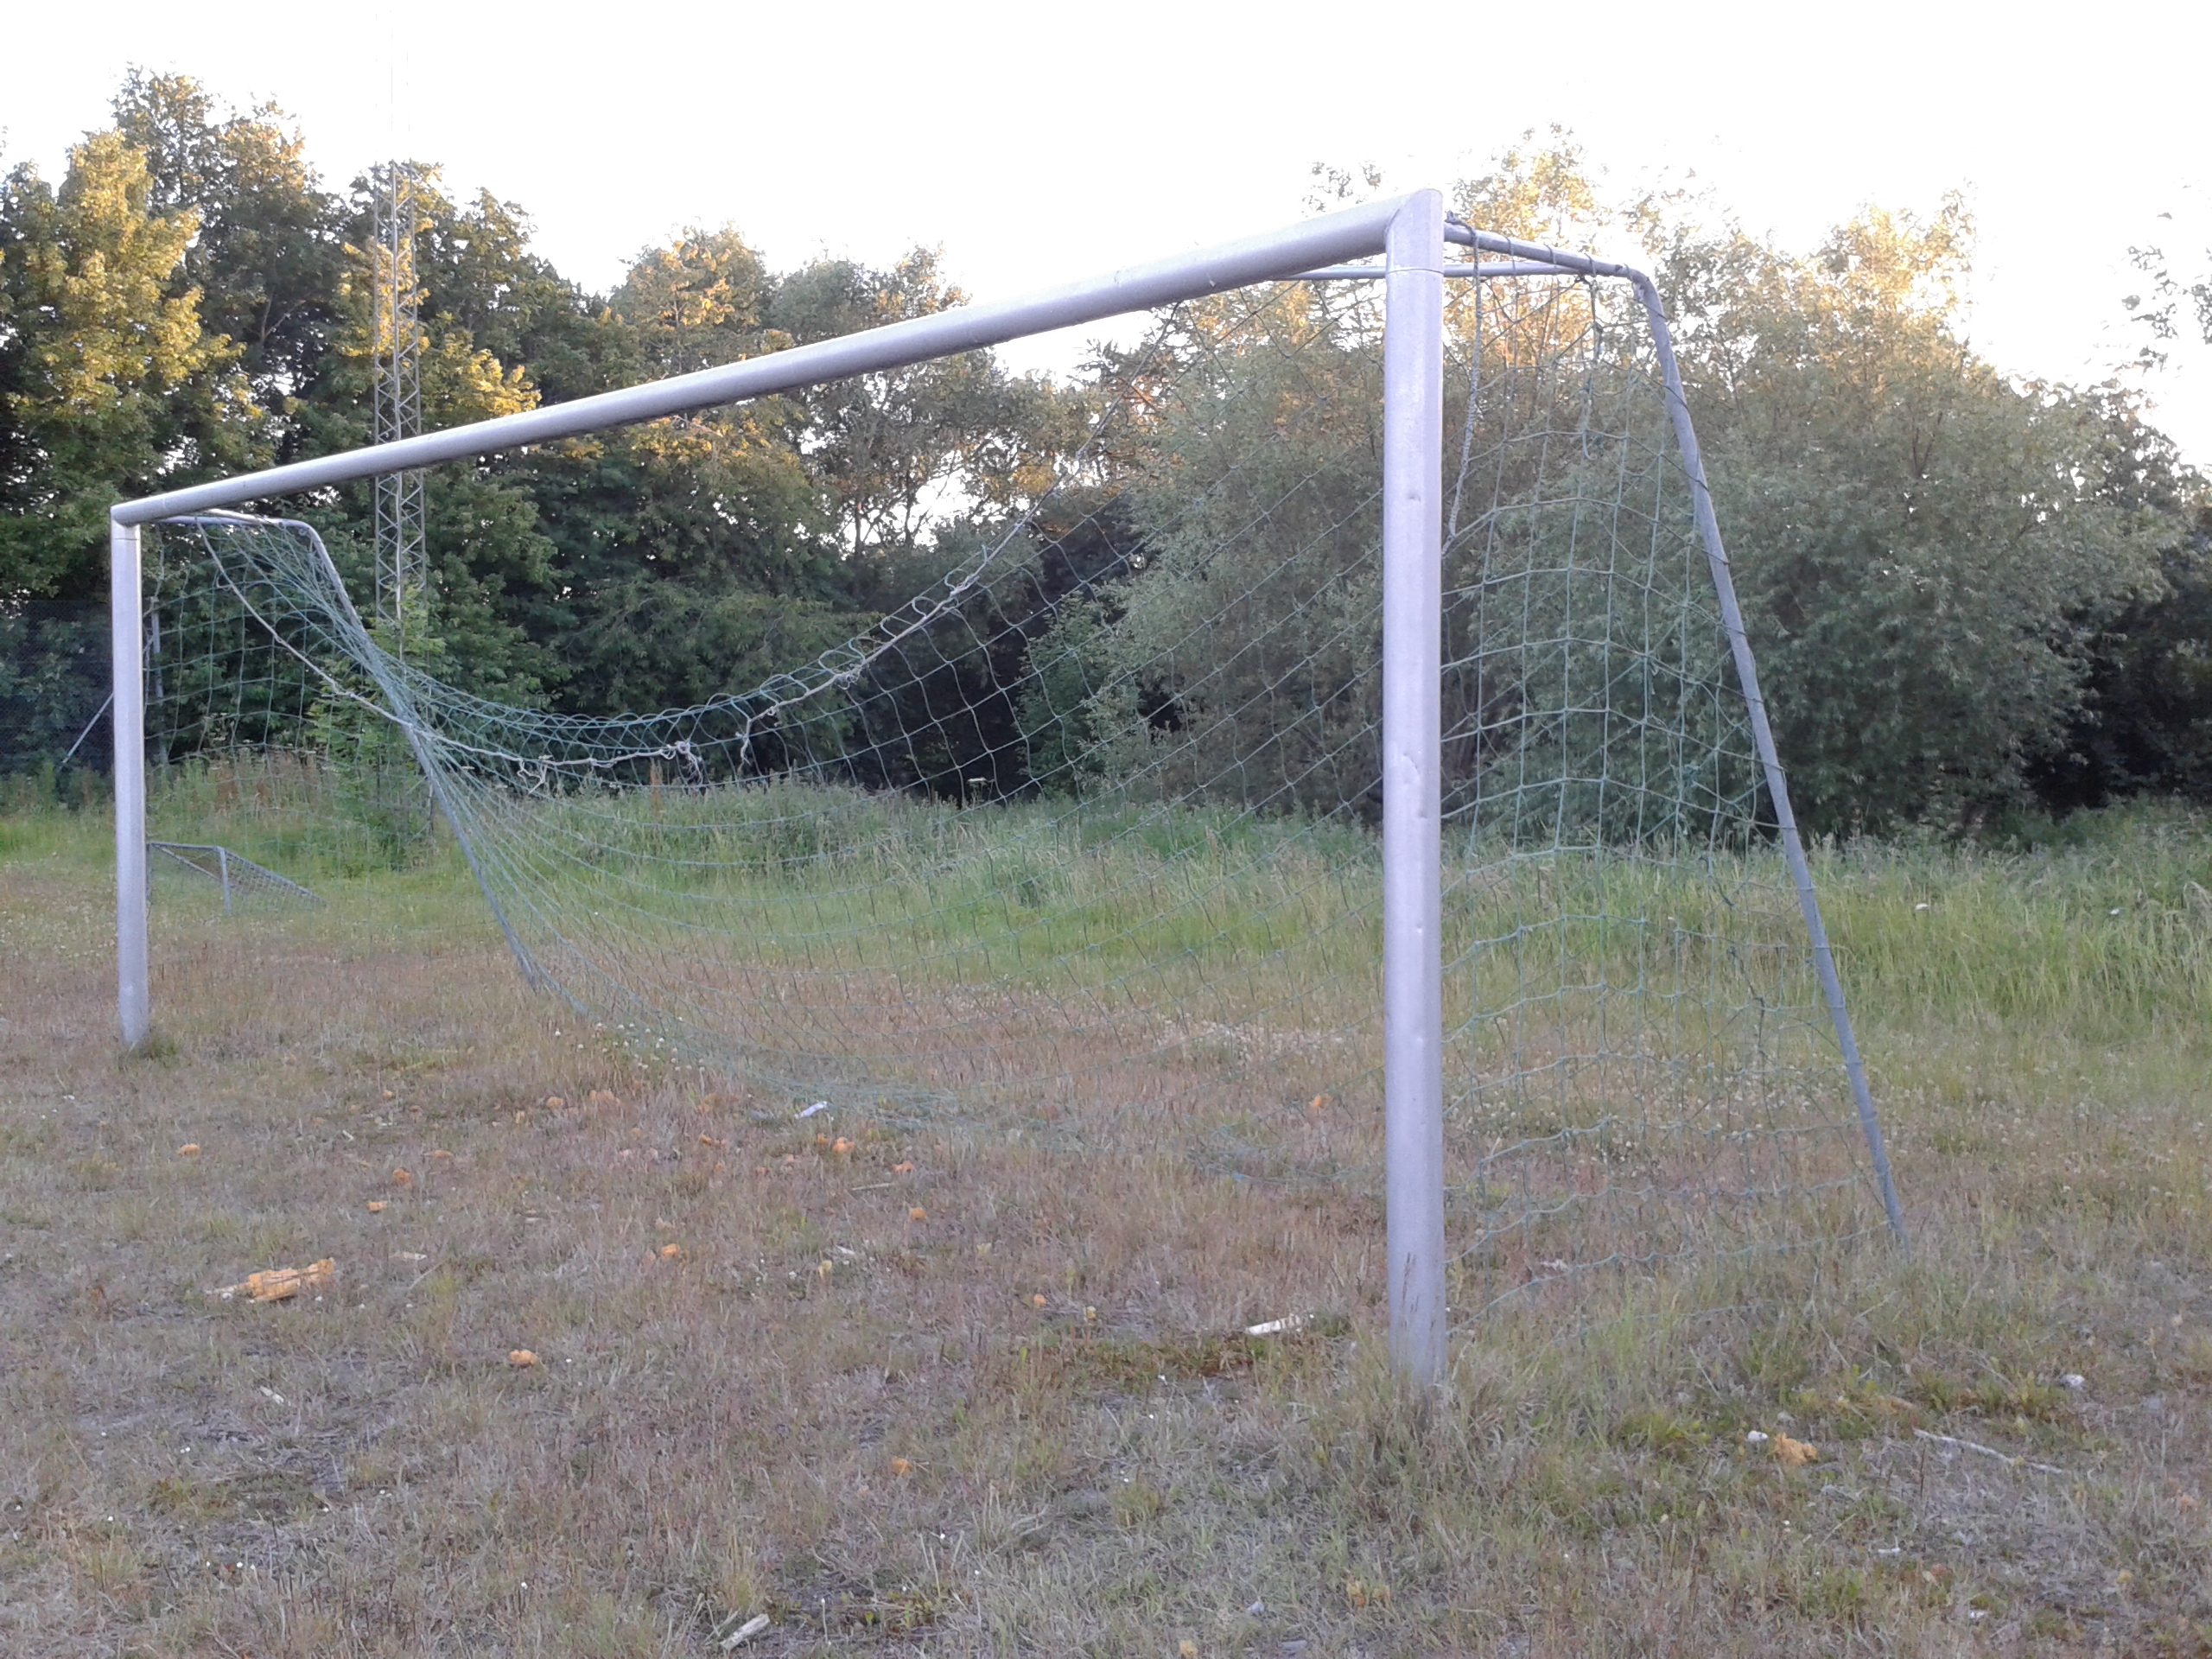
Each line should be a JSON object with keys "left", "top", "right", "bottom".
{"left": 143, "top": 269, "right": 1884, "bottom": 1313}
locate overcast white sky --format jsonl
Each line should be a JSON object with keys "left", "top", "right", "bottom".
{"left": 10, "top": 1, "right": 2212, "bottom": 461}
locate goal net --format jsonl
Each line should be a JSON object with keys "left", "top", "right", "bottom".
{"left": 135, "top": 229, "right": 1896, "bottom": 1320}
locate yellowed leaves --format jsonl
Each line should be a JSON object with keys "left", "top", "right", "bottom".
{"left": 658, "top": 1243, "right": 683, "bottom": 1261}
{"left": 365, "top": 1199, "right": 386, "bottom": 1213}
{"left": 390, "top": 1167, "right": 413, "bottom": 1187}
{"left": 909, "top": 1207, "right": 928, "bottom": 1222}
{"left": 217, "top": 1258, "right": 335, "bottom": 1303}
{"left": 1344, "top": 1578, "right": 1390, "bottom": 1609}
{"left": 1772, "top": 1433, "right": 1821, "bottom": 1467}
{"left": 177, "top": 1143, "right": 200, "bottom": 1157}
{"left": 508, "top": 1349, "right": 538, "bottom": 1368}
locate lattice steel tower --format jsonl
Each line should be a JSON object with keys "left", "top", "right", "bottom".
{"left": 371, "top": 162, "right": 427, "bottom": 651}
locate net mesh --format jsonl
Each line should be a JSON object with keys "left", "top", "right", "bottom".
{"left": 142, "top": 265, "right": 1881, "bottom": 1317}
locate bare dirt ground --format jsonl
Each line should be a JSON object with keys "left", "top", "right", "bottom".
{"left": 5, "top": 829, "right": 2212, "bottom": 1656}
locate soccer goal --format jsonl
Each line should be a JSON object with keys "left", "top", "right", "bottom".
{"left": 110, "top": 190, "right": 1904, "bottom": 1382}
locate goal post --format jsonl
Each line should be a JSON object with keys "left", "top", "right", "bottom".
{"left": 108, "top": 188, "right": 1906, "bottom": 1384}
{"left": 1381, "top": 192, "right": 1448, "bottom": 1385}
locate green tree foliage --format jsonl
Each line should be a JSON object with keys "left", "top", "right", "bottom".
{"left": 530, "top": 226, "right": 849, "bottom": 712}
{"left": 1022, "top": 289, "right": 1388, "bottom": 813}
{"left": 2047, "top": 242, "right": 2212, "bottom": 806}
{"left": 2052, "top": 502, "right": 2212, "bottom": 804}
{"left": 3, "top": 86, "right": 2202, "bottom": 834}
{"left": 288, "top": 166, "right": 563, "bottom": 701}
{"left": 0, "top": 130, "right": 247, "bottom": 602}
{"left": 1662, "top": 200, "right": 2171, "bottom": 830}
{"left": 111, "top": 72, "right": 344, "bottom": 456}
{"left": 766, "top": 250, "right": 1086, "bottom": 563}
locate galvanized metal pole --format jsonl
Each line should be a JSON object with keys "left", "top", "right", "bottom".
{"left": 111, "top": 515, "right": 149, "bottom": 1047}
{"left": 1382, "top": 189, "right": 1448, "bottom": 1385}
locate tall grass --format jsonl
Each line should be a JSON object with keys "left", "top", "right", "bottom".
{"left": 1815, "top": 804, "right": 2212, "bottom": 1036}
{"left": 90, "top": 766, "right": 2212, "bottom": 1058}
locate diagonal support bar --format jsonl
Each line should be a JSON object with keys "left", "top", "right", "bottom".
{"left": 1626, "top": 273, "right": 1910, "bottom": 1246}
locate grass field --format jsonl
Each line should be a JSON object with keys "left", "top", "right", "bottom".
{"left": 3, "top": 798, "right": 2210, "bottom": 1656}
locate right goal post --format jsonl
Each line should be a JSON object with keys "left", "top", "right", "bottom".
{"left": 110, "top": 188, "right": 1905, "bottom": 1386}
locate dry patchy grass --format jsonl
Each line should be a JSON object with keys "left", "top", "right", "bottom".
{"left": 3, "top": 807, "right": 2211, "bottom": 1656}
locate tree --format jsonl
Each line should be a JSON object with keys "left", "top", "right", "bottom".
{"left": 767, "top": 249, "right": 1086, "bottom": 566}
{"left": 1662, "top": 200, "right": 2171, "bottom": 830}
{"left": 0, "top": 130, "right": 247, "bottom": 603}
{"left": 282, "top": 166, "right": 565, "bottom": 701}
{"left": 2032, "top": 240, "right": 2212, "bottom": 808}
{"left": 111, "top": 71, "right": 344, "bottom": 458}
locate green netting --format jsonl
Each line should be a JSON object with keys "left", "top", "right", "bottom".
{"left": 142, "top": 267, "right": 1881, "bottom": 1316}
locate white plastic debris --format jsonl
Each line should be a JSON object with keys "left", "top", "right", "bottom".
{"left": 257, "top": 1385, "right": 286, "bottom": 1405}
{"left": 796, "top": 1102, "right": 830, "bottom": 1119}
{"left": 719, "top": 1613, "right": 771, "bottom": 1649}
{"left": 1745, "top": 1430, "right": 1770, "bottom": 1445}
{"left": 2062, "top": 1373, "right": 2087, "bottom": 1391}
{"left": 1243, "top": 1316, "right": 1305, "bottom": 1338}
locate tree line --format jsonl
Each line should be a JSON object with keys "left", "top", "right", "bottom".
{"left": 2, "top": 76, "right": 2206, "bottom": 835}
